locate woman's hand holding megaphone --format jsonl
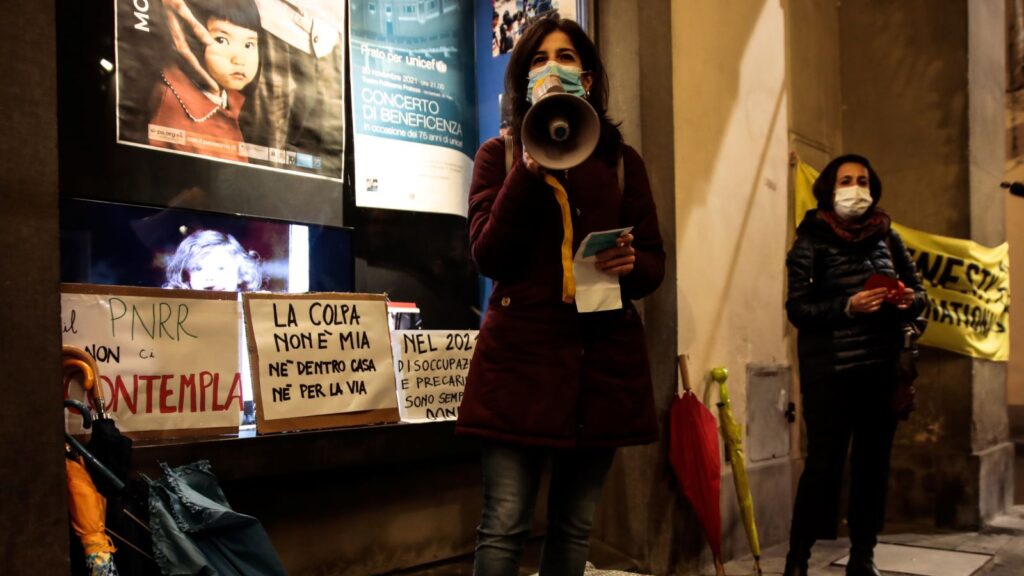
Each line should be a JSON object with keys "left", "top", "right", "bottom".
{"left": 523, "top": 148, "right": 545, "bottom": 177}
{"left": 595, "top": 233, "right": 636, "bottom": 277}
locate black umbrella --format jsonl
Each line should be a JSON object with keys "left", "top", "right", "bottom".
{"left": 63, "top": 345, "right": 133, "bottom": 498}
{"left": 64, "top": 351, "right": 155, "bottom": 574}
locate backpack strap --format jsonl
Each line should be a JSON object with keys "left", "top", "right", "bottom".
{"left": 617, "top": 154, "right": 625, "bottom": 191}
{"left": 504, "top": 133, "right": 514, "bottom": 174}
{"left": 884, "top": 231, "right": 907, "bottom": 282}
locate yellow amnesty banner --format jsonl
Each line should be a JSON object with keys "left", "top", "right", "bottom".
{"left": 793, "top": 159, "right": 820, "bottom": 226}
{"left": 793, "top": 160, "right": 1010, "bottom": 361}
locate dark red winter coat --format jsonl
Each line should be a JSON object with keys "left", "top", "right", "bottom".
{"left": 455, "top": 137, "right": 665, "bottom": 448}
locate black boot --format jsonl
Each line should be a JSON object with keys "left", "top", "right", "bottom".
{"left": 845, "top": 547, "right": 881, "bottom": 576}
{"left": 783, "top": 551, "right": 809, "bottom": 576}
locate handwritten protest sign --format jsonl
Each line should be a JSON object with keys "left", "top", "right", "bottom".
{"left": 61, "top": 284, "right": 242, "bottom": 437}
{"left": 393, "top": 330, "right": 477, "bottom": 423}
{"left": 243, "top": 293, "right": 398, "bottom": 433}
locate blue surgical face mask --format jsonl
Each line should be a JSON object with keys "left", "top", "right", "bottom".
{"left": 526, "top": 62, "right": 586, "bottom": 103}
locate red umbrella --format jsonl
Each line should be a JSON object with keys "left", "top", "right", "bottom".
{"left": 669, "top": 355, "right": 725, "bottom": 575}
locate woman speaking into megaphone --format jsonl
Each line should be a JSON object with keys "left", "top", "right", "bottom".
{"left": 456, "top": 17, "right": 666, "bottom": 576}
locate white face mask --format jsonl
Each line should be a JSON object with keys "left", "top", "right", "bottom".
{"left": 833, "top": 185, "right": 873, "bottom": 220}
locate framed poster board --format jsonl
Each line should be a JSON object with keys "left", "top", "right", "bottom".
{"left": 114, "top": 0, "right": 346, "bottom": 182}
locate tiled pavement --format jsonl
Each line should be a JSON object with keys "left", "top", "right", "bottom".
{"left": 721, "top": 506, "right": 1024, "bottom": 576}
{"left": 392, "top": 446, "right": 1024, "bottom": 576}
{"left": 392, "top": 506, "right": 1024, "bottom": 575}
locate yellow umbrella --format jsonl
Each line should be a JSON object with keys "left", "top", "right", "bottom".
{"left": 66, "top": 453, "right": 118, "bottom": 575}
{"left": 711, "top": 367, "right": 762, "bottom": 575}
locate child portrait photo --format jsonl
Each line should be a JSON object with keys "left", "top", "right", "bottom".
{"left": 115, "top": 0, "right": 347, "bottom": 181}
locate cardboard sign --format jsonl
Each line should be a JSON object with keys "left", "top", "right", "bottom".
{"left": 243, "top": 293, "right": 398, "bottom": 433}
{"left": 393, "top": 330, "right": 477, "bottom": 423}
{"left": 61, "top": 284, "right": 242, "bottom": 437}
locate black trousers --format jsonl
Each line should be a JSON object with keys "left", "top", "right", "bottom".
{"left": 788, "top": 364, "right": 899, "bottom": 558}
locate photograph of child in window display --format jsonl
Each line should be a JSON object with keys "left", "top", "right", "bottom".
{"left": 147, "top": 0, "right": 262, "bottom": 163}
{"left": 59, "top": 198, "right": 354, "bottom": 294}
{"left": 163, "top": 229, "right": 264, "bottom": 291}
{"left": 115, "top": 0, "right": 347, "bottom": 180}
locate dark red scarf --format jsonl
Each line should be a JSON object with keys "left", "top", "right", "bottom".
{"left": 817, "top": 208, "right": 891, "bottom": 243}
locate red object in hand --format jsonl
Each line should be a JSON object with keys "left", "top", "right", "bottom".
{"left": 865, "top": 273, "right": 906, "bottom": 305}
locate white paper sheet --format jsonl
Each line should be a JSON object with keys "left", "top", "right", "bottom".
{"left": 573, "top": 227, "right": 632, "bottom": 313}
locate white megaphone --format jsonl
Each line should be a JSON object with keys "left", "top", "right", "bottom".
{"left": 521, "top": 74, "right": 600, "bottom": 170}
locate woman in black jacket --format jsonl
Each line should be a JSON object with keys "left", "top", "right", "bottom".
{"left": 783, "top": 154, "right": 927, "bottom": 576}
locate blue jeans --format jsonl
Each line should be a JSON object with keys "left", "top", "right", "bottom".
{"left": 473, "top": 441, "right": 616, "bottom": 576}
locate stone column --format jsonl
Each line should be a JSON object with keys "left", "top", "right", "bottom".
{"left": 596, "top": 0, "right": 795, "bottom": 572}
{"left": 0, "top": 0, "right": 69, "bottom": 571}
{"left": 594, "top": 0, "right": 685, "bottom": 572}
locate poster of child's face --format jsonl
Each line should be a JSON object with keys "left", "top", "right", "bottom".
{"left": 114, "top": 0, "right": 346, "bottom": 181}
{"left": 162, "top": 229, "right": 269, "bottom": 291}
{"left": 492, "top": 0, "right": 574, "bottom": 57}
{"left": 60, "top": 198, "right": 336, "bottom": 294}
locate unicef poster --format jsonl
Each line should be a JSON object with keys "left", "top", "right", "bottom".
{"left": 114, "top": 0, "right": 346, "bottom": 182}
{"left": 350, "top": 0, "right": 478, "bottom": 217}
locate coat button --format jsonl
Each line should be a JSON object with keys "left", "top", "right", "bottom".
{"left": 500, "top": 296, "right": 511, "bottom": 307}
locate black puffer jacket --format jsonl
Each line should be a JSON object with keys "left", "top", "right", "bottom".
{"left": 786, "top": 210, "right": 927, "bottom": 384}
